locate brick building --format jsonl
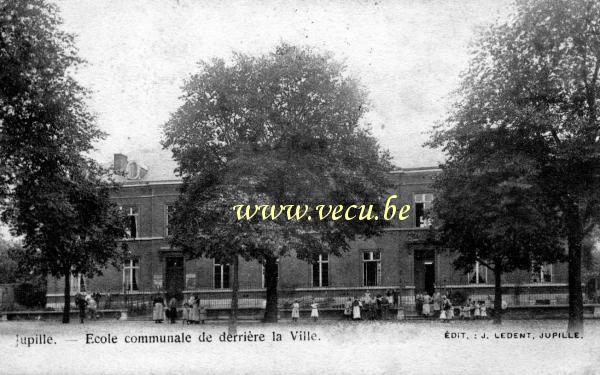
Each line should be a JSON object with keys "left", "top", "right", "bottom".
{"left": 46, "top": 148, "right": 572, "bottom": 309}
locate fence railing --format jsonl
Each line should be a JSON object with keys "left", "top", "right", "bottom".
{"left": 5, "top": 284, "right": 596, "bottom": 315}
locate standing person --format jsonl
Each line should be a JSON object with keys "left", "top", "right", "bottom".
{"left": 393, "top": 289, "right": 400, "bottom": 308}
{"left": 168, "top": 296, "right": 178, "bottom": 324}
{"left": 189, "top": 295, "right": 199, "bottom": 324}
{"left": 352, "top": 297, "right": 361, "bottom": 321}
{"left": 86, "top": 293, "right": 97, "bottom": 321}
{"left": 198, "top": 297, "right": 207, "bottom": 324}
{"left": 422, "top": 294, "right": 431, "bottom": 317}
{"left": 433, "top": 292, "right": 441, "bottom": 318}
{"left": 445, "top": 297, "right": 454, "bottom": 321}
{"left": 291, "top": 300, "right": 300, "bottom": 323}
{"left": 310, "top": 299, "right": 319, "bottom": 322}
{"left": 415, "top": 293, "right": 423, "bottom": 316}
{"left": 439, "top": 296, "right": 447, "bottom": 322}
{"left": 473, "top": 299, "right": 481, "bottom": 319}
{"left": 375, "top": 295, "right": 383, "bottom": 320}
{"left": 75, "top": 293, "right": 87, "bottom": 324}
{"left": 182, "top": 301, "right": 190, "bottom": 325}
{"left": 343, "top": 297, "right": 352, "bottom": 320}
{"left": 153, "top": 296, "right": 165, "bottom": 323}
{"left": 480, "top": 301, "right": 487, "bottom": 319}
{"left": 381, "top": 293, "right": 390, "bottom": 320}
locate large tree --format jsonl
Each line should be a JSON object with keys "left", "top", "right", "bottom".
{"left": 432, "top": 146, "right": 564, "bottom": 324}
{"left": 431, "top": 0, "right": 600, "bottom": 333}
{"left": 163, "top": 44, "right": 392, "bottom": 322}
{"left": 0, "top": 0, "right": 127, "bottom": 323}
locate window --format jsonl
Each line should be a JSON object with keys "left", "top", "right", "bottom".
{"left": 531, "top": 262, "right": 552, "bottom": 283}
{"left": 70, "top": 274, "right": 86, "bottom": 294}
{"left": 312, "top": 254, "right": 329, "bottom": 287}
{"left": 121, "top": 206, "right": 139, "bottom": 238}
{"left": 214, "top": 261, "right": 230, "bottom": 289}
{"left": 414, "top": 193, "right": 434, "bottom": 228}
{"left": 123, "top": 259, "right": 139, "bottom": 292}
{"left": 165, "top": 205, "right": 175, "bottom": 237}
{"left": 468, "top": 261, "right": 488, "bottom": 284}
{"left": 363, "top": 251, "right": 381, "bottom": 286}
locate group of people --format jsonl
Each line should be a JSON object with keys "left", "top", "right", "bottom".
{"left": 74, "top": 292, "right": 100, "bottom": 323}
{"left": 152, "top": 295, "right": 207, "bottom": 324}
{"left": 459, "top": 298, "right": 488, "bottom": 319}
{"left": 342, "top": 290, "right": 398, "bottom": 321}
{"left": 416, "top": 292, "right": 489, "bottom": 321}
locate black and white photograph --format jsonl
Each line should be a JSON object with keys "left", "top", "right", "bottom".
{"left": 1, "top": 0, "right": 600, "bottom": 374}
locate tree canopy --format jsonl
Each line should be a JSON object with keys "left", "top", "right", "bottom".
{"left": 0, "top": 0, "right": 127, "bottom": 322}
{"left": 430, "top": 0, "right": 600, "bottom": 332}
{"left": 163, "top": 44, "right": 393, "bottom": 321}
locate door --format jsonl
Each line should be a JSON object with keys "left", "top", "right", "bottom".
{"left": 424, "top": 262, "right": 435, "bottom": 296}
{"left": 414, "top": 249, "right": 435, "bottom": 295}
{"left": 165, "top": 257, "right": 184, "bottom": 297}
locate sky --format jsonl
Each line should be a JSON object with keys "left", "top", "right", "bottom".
{"left": 55, "top": 0, "right": 512, "bottom": 169}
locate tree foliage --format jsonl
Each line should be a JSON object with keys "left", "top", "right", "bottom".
{"left": 430, "top": 0, "right": 600, "bottom": 332}
{"left": 0, "top": 0, "right": 127, "bottom": 322}
{"left": 163, "top": 44, "right": 393, "bottom": 321}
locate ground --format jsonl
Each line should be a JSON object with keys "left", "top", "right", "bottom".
{"left": 1, "top": 319, "right": 599, "bottom": 374}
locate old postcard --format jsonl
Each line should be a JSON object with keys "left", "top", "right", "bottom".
{"left": 0, "top": 0, "right": 599, "bottom": 374}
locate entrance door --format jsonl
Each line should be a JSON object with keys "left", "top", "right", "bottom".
{"left": 414, "top": 249, "right": 435, "bottom": 295}
{"left": 424, "top": 262, "right": 435, "bottom": 296}
{"left": 165, "top": 257, "right": 184, "bottom": 297}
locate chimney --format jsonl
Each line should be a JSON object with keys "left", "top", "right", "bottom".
{"left": 114, "top": 153, "right": 128, "bottom": 172}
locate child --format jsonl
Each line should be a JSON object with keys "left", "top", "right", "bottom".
{"left": 473, "top": 300, "right": 481, "bottom": 319}
{"left": 310, "top": 299, "right": 319, "bottom": 322}
{"left": 352, "top": 297, "right": 361, "bottom": 321}
{"left": 198, "top": 300, "right": 207, "bottom": 324}
{"left": 439, "top": 298, "right": 447, "bottom": 322}
{"left": 292, "top": 300, "right": 300, "bottom": 323}
{"left": 182, "top": 302, "right": 190, "bottom": 324}
{"left": 344, "top": 298, "right": 352, "bottom": 320}
{"left": 480, "top": 301, "right": 487, "bottom": 319}
{"left": 461, "top": 299, "right": 471, "bottom": 319}
{"left": 446, "top": 298, "right": 454, "bottom": 320}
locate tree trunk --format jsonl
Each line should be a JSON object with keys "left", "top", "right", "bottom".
{"left": 493, "top": 265, "right": 503, "bottom": 325}
{"left": 566, "top": 206, "right": 584, "bottom": 334}
{"left": 228, "top": 256, "right": 239, "bottom": 334}
{"left": 263, "top": 255, "right": 278, "bottom": 323}
{"left": 62, "top": 271, "right": 71, "bottom": 324}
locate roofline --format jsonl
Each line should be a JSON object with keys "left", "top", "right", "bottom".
{"left": 116, "top": 168, "right": 441, "bottom": 187}
{"left": 389, "top": 167, "right": 441, "bottom": 174}
{"left": 119, "top": 179, "right": 182, "bottom": 187}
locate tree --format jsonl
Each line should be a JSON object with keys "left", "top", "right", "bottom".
{"left": 432, "top": 147, "right": 564, "bottom": 324}
{"left": 430, "top": 0, "right": 600, "bottom": 333}
{"left": 163, "top": 44, "right": 392, "bottom": 322}
{"left": 0, "top": 0, "right": 127, "bottom": 323}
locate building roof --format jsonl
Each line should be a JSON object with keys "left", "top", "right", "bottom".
{"left": 110, "top": 147, "right": 180, "bottom": 185}
{"left": 109, "top": 146, "right": 439, "bottom": 186}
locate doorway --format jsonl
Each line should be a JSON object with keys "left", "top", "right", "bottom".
{"left": 165, "top": 257, "right": 184, "bottom": 298}
{"left": 414, "top": 249, "right": 435, "bottom": 295}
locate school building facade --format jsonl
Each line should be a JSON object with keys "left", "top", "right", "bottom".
{"left": 46, "top": 149, "right": 576, "bottom": 309}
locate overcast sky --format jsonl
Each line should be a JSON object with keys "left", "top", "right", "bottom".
{"left": 56, "top": 0, "right": 511, "bottom": 169}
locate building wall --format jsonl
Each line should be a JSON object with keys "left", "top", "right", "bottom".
{"left": 46, "top": 169, "right": 573, "bottom": 302}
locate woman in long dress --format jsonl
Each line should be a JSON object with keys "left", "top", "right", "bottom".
{"left": 152, "top": 296, "right": 164, "bottom": 323}
{"left": 291, "top": 300, "right": 300, "bottom": 322}
{"left": 189, "top": 295, "right": 199, "bottom": 324}
{"left": 352, "top": 298, "right": 361, "bottom": 320}
{"left": 310, "top": 300, "right": 319, "bottom": 322}
{"left": 198, "top": 299, "right": 207, "bottom": 324}
{"left": 422, "top": 294, "right": 431, "bottom": 317}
